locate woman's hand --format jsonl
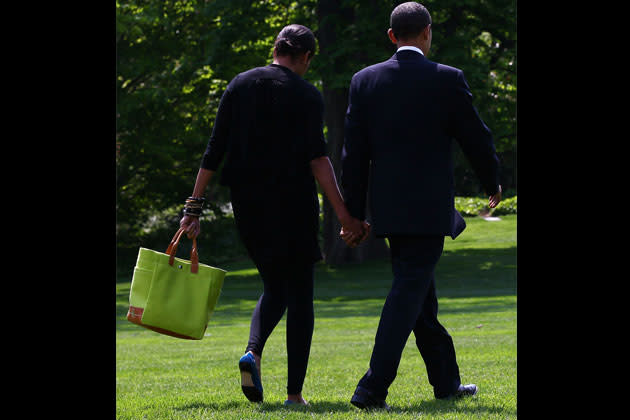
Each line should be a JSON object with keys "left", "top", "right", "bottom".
{"left": 180, "top": 215, "right": 201, "bottom": 239}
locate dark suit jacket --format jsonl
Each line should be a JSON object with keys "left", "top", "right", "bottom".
{"left": 341, "top": 49, "right": 500, "bottom": 239}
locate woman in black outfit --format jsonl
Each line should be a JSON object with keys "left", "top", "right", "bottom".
{"left": 179, "top": 24, "right": 369, "bottom": 406}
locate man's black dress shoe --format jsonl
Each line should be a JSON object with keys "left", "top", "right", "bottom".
{"left": 438, "top": 384, "right": 478, "bottom": 399}
{"left": 350, "top": 386, "right": 391, "bottom": 411}
{"left": 455, "top": 384, "right": 478, "bottom": 397}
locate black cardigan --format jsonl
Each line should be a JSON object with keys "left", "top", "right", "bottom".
{"left": 201, "top": 64, "right": 328, "bottom": 263}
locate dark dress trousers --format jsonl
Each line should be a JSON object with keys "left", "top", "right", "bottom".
{"left": 341, "top": 49, "right": 500, "bottom": 399}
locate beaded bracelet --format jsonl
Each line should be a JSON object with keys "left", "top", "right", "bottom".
{"left": 183, "top": 207, "right": 203, "bottom": 216}
{"left": 183, "top": 196, "right": 205, "bottom": 217}
{"left": 183, "top": 208, "right": 202, "bottom": 217}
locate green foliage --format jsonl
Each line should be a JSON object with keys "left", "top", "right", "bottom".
{"left": 491, "top": 195, "right": 517, "bottom": 216}
{"left": 455, "top": 196, "right": 489, "bottom": 217}
{"left": 425, "top": 0, "right": 516, "bottom": 195}
{"left": 116, "top": 0, "right": 229, "bottom": 247}
{"left": 455, "top": 195, "right": 517, "bottom": 217}
{"left": 117, "top": 0, "right": 516, "bottom": 257}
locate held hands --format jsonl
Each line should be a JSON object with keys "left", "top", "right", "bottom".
{"left": 339, "top": 216, "right": 371, "bottom": 248}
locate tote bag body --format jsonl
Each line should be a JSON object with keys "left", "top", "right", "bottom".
{"left": 127, "top": 227, "right": 226, "bottom": 340}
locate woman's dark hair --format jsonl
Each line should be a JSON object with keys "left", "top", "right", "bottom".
{"left": 390, "top": 2, "right": 432, "bottom": 40}
{"left": 274, "top": 24, "right": 317, "bottom": 60}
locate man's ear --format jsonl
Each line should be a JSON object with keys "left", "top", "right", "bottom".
{"left": 304, "top": 50, "right": 313, "bottom": 64}
{"left": 422, "top": 24, "right": 431, "bottom": 40}
{"left": 387, "top": 28, "right": 398, "bottom": 45}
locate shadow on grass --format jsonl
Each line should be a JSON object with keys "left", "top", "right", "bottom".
{"left": 175, "top": 399, "right": 354, "bottom": 414}
{"left": 174, "top": 399, "right": 354, "bottom": 413}
{"left": 396, "top": 397, "right": 517, "bottom": 417}
{"left": 173, "top": 397, "right": 515, "bottom": 417}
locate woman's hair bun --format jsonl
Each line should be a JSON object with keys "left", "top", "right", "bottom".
{"left": 274, "top": 24, "right": 316, "bottom": 59}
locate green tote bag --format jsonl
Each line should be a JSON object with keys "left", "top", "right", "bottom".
{"left": 127, "top": 227, "right": 227, "bottom": 340}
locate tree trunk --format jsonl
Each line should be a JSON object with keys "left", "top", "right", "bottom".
{"left": 317, "top": 0, "right": 389, "bottom": 265}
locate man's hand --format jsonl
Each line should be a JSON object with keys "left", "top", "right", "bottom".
{"left": 340, "top": 219, "right": 371, "bottom": 248}
{"left": 489, "top": 184, "right": 502, "bottom": 208}
{"left": 180, "top": 215, "right": 201, "bottom": 239}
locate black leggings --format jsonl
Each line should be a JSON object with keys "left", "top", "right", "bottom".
{"left": 245, "top": 259, "right": 315, "bottom": 395}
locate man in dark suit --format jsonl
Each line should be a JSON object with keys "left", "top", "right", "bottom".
{"left": 340, "top": 2, "right": 503, "bottom": 410}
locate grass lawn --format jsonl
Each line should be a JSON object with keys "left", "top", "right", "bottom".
{"left": 116, "top": 214, "right": 516, "bottom": 419}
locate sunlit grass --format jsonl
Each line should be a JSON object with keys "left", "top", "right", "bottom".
{"left": 116, "top": 215, "right": 516, "bottom": 419}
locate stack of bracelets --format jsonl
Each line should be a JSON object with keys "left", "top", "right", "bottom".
{"left": 183, "top": 196, "right": 205, "bottom": 217}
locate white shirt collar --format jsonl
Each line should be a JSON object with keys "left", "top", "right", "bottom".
{"left": 396, "top": 46, "right": 424, "bottom": 56}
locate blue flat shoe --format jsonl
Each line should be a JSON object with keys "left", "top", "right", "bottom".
{"left": 238, "top": 352, "right": 263, "bottom": 403}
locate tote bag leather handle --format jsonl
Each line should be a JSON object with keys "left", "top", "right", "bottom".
{"left": 165, "top": 227, "right": 199, "bottom": 274}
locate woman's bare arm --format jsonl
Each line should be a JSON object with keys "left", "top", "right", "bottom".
{"left": 180, "top": 168, "right": 215, "bottom": 238}
{"left": 310, "top": 156, "right": 369, "bottom": 245}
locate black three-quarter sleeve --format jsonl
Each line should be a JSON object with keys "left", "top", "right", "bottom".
{"left": 200, "top": 85, "right": 233, "bottom": 171}
{"left": 305, "top": 89, "right": 328, "bottom": 162}
{"left": 447, "top": 70, "right": 500, "bottom": 196}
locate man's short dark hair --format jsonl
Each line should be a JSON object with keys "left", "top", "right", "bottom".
{"left": 390, "top": 2, "right": 432, "bottom": 40}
